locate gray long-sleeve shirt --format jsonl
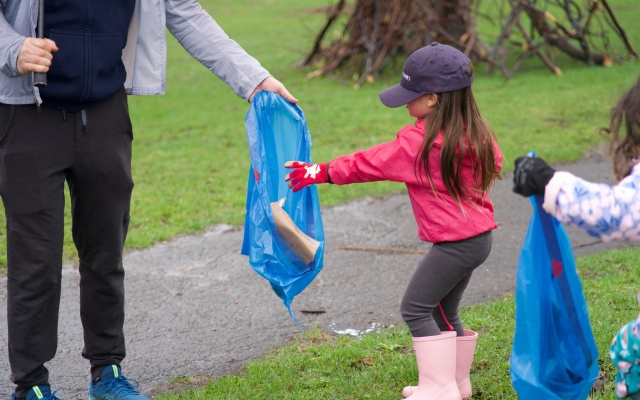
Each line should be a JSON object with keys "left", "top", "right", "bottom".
{"left": 0, "top": 0, "right": 271, "bottom": 105}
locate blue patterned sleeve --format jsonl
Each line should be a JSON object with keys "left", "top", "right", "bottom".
{"left": 552, "top": 167, "right": 640, "bottom": 242}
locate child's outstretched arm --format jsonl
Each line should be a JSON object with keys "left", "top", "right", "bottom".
{"left": 284, "top": 161, "right": 331, "bottom": 192}
{"left": 513, "top": 154, "right": 640, "bottom": 242}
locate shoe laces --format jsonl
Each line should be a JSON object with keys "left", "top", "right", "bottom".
{"left": 99, "top": 376, "right": 142, "bottom": 396}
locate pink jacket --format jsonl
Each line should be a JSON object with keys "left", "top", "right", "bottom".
{"left": 328, "top": 118, "right": 503, "bottom": 243}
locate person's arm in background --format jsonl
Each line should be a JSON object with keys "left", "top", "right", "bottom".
{"left": 163, "top": 0, "right": 296, "bottom": 103}
{"left": 513, "top": 156, "right": 640, "bottom": 241}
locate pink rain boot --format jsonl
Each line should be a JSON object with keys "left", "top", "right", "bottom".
{"left": 456, "top": 330, "right": 478, "bottom": 399}
{"left": 405, "top": 331, "right": 461, "bottom": 400}
{"left": 403, "top": 330, "right": 477, "bottom": 399}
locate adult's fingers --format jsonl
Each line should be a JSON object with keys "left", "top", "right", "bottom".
{"left": 249, "top": 76, "right": 298, "bottom": 104}
{"left": 275, "top": 83, "right": 298, "bottom": 104}
{"left": 17, "top": 38, "right": 58, "bottom": 74}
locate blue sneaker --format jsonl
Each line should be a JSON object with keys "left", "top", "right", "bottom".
{"left": 88, "top": 365, "right": 148, "bottom": 400}
{"left": 11, "top": 385, "right": 61, "bottom": 400}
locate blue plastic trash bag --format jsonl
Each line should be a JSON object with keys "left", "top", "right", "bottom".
{"left": 510, "top": 195, "right": 599, "bottom": 400}
{"left": 241, "top": 91, "right": 325, "bottom": 327}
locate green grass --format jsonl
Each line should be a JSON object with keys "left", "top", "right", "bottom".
{"left": 153, "top": 246, "right": 640, "bottom": 399}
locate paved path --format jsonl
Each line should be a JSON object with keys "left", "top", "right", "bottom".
{"left": 1, "top": 152, "right": 637, "bottom": 399}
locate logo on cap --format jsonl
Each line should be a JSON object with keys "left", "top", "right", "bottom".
{"left": 402, "top": 72, "right": 411, "bottom": 82}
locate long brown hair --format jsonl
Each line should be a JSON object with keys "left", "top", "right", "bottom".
{"left": 415, "top": 66, "right": 500, "bottom": 204}
{"left": 602, "top": 77, "right": 640, "bottom": 181}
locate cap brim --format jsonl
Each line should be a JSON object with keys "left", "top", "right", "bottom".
{"left": 379, "top": 84, "right": 425, "bottom": 108}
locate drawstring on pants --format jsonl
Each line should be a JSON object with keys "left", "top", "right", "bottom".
{"left": 438, "top": 302, "right": 455, "bottom": 332}
{"left": 59, "top": 109, "right": 87, "bottom": 131}
{"left": 81, "top": 109, "right": 88, "bottom": 134}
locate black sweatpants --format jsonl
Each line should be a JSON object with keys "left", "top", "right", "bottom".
{"left": 400, "top": 230, "right": 493, "bottom": 337}
{"left": 0, "top": 88, "right": 134, "bottom": 396}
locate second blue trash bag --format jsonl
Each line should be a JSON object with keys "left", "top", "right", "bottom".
{"left": 241, "top": 91, "right": 325, "bottom": 327}
{"left": 510, "top": 195, "right": 599, "bottom": 399}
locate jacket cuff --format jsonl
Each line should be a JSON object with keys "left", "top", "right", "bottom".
{"left": 542, "top": 171, "right": 576, "bottom": 215}
{"left": 3, "top": 36, "right": 27, "bottom": 77}
{"left": 245, "top": 72, "right": 273, "bottom": 101}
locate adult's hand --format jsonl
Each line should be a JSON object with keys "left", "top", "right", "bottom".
{"left": 249, "top": 76, "right": 298, "bottom": 104}
{"left": 17, "top": 37, "right": 58, "bottom": 74}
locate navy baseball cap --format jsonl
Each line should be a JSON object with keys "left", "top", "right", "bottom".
{"left": 379, "top": 42, "right": 473, "bottom": 108}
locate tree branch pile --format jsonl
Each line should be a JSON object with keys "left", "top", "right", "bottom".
{"left": 493, "top": 0, "right": 638, "bottom": 76}
{"left": 303, "top": 0, "right": 637, "bottom": 83}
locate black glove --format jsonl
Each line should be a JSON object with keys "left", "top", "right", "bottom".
{"left": 512, "top": 156, "right": 556, "bottom": 197}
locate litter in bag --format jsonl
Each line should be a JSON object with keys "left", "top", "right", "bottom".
{"left": 241, "top": 91, "right": 325, "bottom": 327}
{"left": 510, "top": 194, "right": 599, "bottom": 400}
{"left": 270, "top": 198, "right": 320, "bottom": 265}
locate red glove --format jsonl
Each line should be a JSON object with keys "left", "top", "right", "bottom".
{"left": 284, "top": 161, "right": 330, "bottom": 192}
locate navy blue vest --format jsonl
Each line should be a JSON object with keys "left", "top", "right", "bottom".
{"left": 39, "top": 0, "right": 136, "bottom": 111}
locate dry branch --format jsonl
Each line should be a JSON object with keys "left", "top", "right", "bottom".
{"left": 303, "top": 0, "right": 637, "bottom": 83}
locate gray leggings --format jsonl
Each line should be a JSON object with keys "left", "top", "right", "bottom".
{"left": 400, "top": 230, "right": 493, "bottom": 337}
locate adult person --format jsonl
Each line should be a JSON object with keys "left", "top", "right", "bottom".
{"left": 0, "top": 1, "right": 297, "bottom": 399}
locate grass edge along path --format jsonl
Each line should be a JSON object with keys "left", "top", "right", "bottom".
{"left": 154, "top": 247, "right": 640, "bottom": 399}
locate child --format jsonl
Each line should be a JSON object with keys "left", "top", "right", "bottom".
{"left": 512, "top": 76, "right": 640, "bottom": 398}
{"left": 611, "top": 295, "right": 640, "bottom": 400}
{"left": 285, "top": 42, "right": 503, "bottom": 400}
